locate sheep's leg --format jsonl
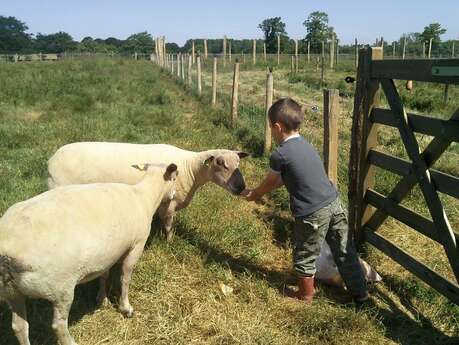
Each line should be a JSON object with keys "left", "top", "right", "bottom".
{"left": 164, "top": 212, "right": 176, "bottom": 243}
{"left": 96, "top": 270, "right": 110, "bottom": 307}
{"left": 9, "top": 295, "right": 31, "bottom": 345}
{"left": 159, "top": 201, "right": 176, "bottom": 243}
{"left": 52, "top": 289, "right": 77, "bottom": 345}
{"left": 119, "top": 246, "right": 143, "bottom": 317}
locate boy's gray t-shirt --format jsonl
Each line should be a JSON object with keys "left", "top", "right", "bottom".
{"left": 270, "top": 135, "right": 337, "bottom": 217}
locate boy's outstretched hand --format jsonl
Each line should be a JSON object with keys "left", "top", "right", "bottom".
{"left": 241, "top": 189, "right": 260, "bottom": 202}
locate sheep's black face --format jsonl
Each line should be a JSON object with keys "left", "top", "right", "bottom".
{"left": 205, "top": 151, "right": 249, "bottom": 195}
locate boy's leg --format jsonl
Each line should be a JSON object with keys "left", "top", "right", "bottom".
{"left": 292, "top": 203, "right": 333, "bottom": 276}
{"left": 325, "top": 198, "right": 368, "bottom": 299}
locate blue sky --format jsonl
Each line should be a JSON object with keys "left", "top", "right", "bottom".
{"left": 2, "top": 0, "right": 458, "bottom": 45}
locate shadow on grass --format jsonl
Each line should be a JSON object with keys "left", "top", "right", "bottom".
{"left": 0, "top": 280, "right": 101, "bottom": 345}
{"left": 174, "top": 203, "right": 459, "bottom": 345}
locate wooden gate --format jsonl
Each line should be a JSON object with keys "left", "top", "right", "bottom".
{"left": 348, "top": 47, "right": 459, "bottom": 304}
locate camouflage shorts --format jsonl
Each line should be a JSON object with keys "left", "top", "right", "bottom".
{"left": 292, "top": 197, "right": 367, "bottom": 296}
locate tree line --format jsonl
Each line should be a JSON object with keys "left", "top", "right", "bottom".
{"left": 0, "top": 13, "right": 456, "bottom": 56}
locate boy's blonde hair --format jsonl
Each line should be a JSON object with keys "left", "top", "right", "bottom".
{"left": 268, "top": 98, "right": 304, "bottom": 131}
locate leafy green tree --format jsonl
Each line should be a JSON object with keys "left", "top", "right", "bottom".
{"left": 121, "top": 32, "right": 153, "bottom": 53}
{"left": 420, "top": 22, "right": 446, "bottom": 45}
{"left": 0, "top": 16, "right": 33, "bottom": 53}
{"left": 105, "top": 37, "right": 123, "bottom": 48}
{"left": 258, "top": 17, "right": 287, "bottom": 53}
{"left": 34, "top": 32, "right": 77, "bottom": 53}
{"left": 77, "top": 37, "right": 118, "bottom": 53}
{"left": 303, "top": 11, "right": 332, "bottom": 53}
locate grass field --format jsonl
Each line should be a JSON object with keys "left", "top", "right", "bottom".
{"left": 0, "top": 57, "right": 458, "bottom": 344}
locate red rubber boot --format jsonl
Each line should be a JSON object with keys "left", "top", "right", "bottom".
{"left": 285, "top": 276, "right": 315, "bottom": 303}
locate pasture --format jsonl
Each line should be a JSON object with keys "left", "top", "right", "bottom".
{"left": 0, "top": 57, "right": 458, "bottom": 344}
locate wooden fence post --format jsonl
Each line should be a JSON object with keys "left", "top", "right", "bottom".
{"left": 428, "top": 38, "right": 433, "bottom": 59}
{"left": 321, "top": 41, "right": 325, "bottom": 59}
{"left": 230, "top": 59, "right": 240, "bottom": 125}
{"left": 212, "top": 57, "right": 217, "bottom": 106}
{"left": 264, "top": 68, "right": 274, "bottom": 155}
{"left": 197, "top": 55, "right": 202, "bottom": 95}
{"left": 253, "top": 39, "right": 256, "bottom": 65}
{"left": 181, "top": 54, "right": 185, "bottom": 79}
{"left": 348, "top": 47, "right": 383, "bottom": 243}
{"left": 380, "top": 36, "right": 384, "bottom": 57}
{"left": 453, "top": 41, "right": 456, "bottom": 57}
{"left": 402, "top": 37, "right": 406, "bottom": 59}
{"left": 336, "top": 39, "right": 339, "bottom": 65}
{"left": 422, "top": 42, "right": 426, "bottom": 58}
{"left": 291, "top": 56, "right": 294, "bottom": 74}
{"left": 295, "top": 39, "right": 299, "bottom": 73}
{"left": 307, "top": 40, "right": 310, "bottom": 63}
{"left": 204, "top": 39, "right": 208, "bottom": 59}
{"left": 263, "top": 43, "right": 267, "bottom": 62}
{"left": 277, "top": 35, "right": 280, "bottom": 65}
{"left": 192, "top": 40, "right": 196, "bottom": 64}
{"left": 177, "top": 53, "right": 181, "bottom": 78}
{"left": 187, "top": 55, "right": 192, "bottom": 86}
{"left": 229, "top": 40, "right": 232, "bottom": 62}
{"left": 320, "top": 56, "right": 325, "bottom": 87}
{"left": 392, "top": 42, "right": 396, "bottom": 58}
{"left": 330, "top": 35, "right": 335, "bottom": 69}
{"left": 171, "top": 54, "right": 174, "bottom": 74}
{"left": 354, "top": 38, "right": 358, "bottom": 69}
{"left": 323, "top": 89, "right": 340, "bottom": 185}
{"left": 443, "top": 84, "right": 449, "bottom": 105}
{"left": 134, "top": 52, "right": 138, "bottom": 60}
{"left": 223, "top": 35, "right": 227, "bottom": 67}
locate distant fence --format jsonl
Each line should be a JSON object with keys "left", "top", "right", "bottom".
{"left": 348, "top": 46, "right": 459, "bottom": 305}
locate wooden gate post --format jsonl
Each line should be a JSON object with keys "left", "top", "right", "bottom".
{"left": 323, "top": 89, "right": 340, "bottom": 185}
{"left": 348, "top": 47, "right": 383, "bottom": 243}
{"left": 197, "top": 55, "right": 202, "bottom": 95}
{"left": 212, "top": 57, "right": 217, "bottom": 106}
{"left": 230, "top": 59, "right": 240, "bottom": 125}
{"left": 264, "top": 68, "right": 274, "bottom": 154}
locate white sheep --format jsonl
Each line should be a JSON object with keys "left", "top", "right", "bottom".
{"left": 0, "top": 163, "right": 178, "bottom": 345}
{"left": 48, "top": 142, "right": 249, "bottom": 241}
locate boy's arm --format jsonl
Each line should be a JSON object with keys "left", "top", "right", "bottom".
{"left": 245, "top": 171, "right": 283, "bottom": 202}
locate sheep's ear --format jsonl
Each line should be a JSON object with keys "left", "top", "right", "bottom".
{"left": 164, "top": 163, "right": 178, "bottom": 180}
{"left": 203, "top": 155, "right": 214, "bottom": 167}
{"left": 132, "top": 163, "right": 149, "bottom": 171}
{"left": 236, "top": 151, "right": 250, "bottom": 159}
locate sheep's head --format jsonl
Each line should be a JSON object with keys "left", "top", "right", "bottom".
{"left": 203, "top": 150, "right": 249, "bottom": 195}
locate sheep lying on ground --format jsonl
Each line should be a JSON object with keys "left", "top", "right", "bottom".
{"left": 0, "top": 163, "right": 178, "bottom": 345}
{"left": 48, "top": 142, "right": 248, "bottom": 241}
{"left": 316, "top": 242, "right": 382, "bottom": 286}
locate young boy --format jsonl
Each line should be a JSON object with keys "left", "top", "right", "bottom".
{"left": 244, "top": 98, "right": 368, "bottom": 304}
